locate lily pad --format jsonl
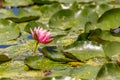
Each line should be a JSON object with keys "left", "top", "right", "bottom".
{"left": 38, "top": 3, "right": 61, "bottom": 23}
{"left": 3, "top": 0, "right": 33, "bottom": 7}
{"left": 97, "top": 63, "right": 120, "bottom": 80}
{"left": 24, "top": 21, "right": 47, "bottom": 33}
{"left": 49, "top": 9, "right": 75, "bottom": 30}
{"left": 0, "top": 53, "right": 11, "bottom": 63}
{"left": 6, "top": 8, "right": 39, "bottom": 23}
{"left": 32, "top": 0, "right": 93, "bottom": 4}
{"left": 98, "top": 8, "right": 120, "bottom": 30}
{"left": 24, "top": 56, "right": 68, "bottom": 70}
{"left": 0, "top": 77, "right": 13, "bottom": 80}
{"left": 55, "top": 27, "right": 81, "bottom": 46}
{"left": 103, "top": 41, "right": 120, "bottom": 60}
{"left": 0, "top": 20, "right": 20, "bottom": 42}
{"left": 76, "top": 7, "right": 98, "bottom": 27}
{"left": 63, "top": 41, "right": 105, "bottom": 61}
{"left": 70, "top": 64, "right": 102, "bottom": 79}
{"left": 89, "top": 28, "right": 120, "bottom": 42}
{"left": 41, "top": 46, "right": 76, "bottom": 62}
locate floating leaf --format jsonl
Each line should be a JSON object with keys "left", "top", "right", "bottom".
{"left": 32, "top": 0, "right": 57, "bottom": 4}
{"left": 63, "top": 41, "right": 105, "bottom": 61}
{"left": 6, "top": 8, "right": 39, "bottom": 23}
{"left": 0, "top": 8, "right": 39, "bottom": 23}
{"left": 38, "top": 3, "right": 62, "bottom": 23}
{"left": 97, "top": 63, "right": 120, "bottom": 80}
{"left": 41, "top": 46, "right": 76, "bottom": 62}
{"left": 3, "top": 0, "right": 33, "bottom": 7}
{"left": 43, "top": 68, "right": 73, "bottom": 80}
{"left": 0, "top": 77, "right": 13, "bottom": 80}
{"left": 0, "top": 20, "right": 20, "bottom": 42}
{"left": 49, "top": 9, "right": 75, "bottom": 30}
{"left": 0, "top": 61, "right": 26, "bottom": 73}
{"left": 89, "top": 28, "right": 120, "bottom": 42}
{"left": 24, "top": 56, "right": 68, "bottom": 70}
{"left": 76, "top": 7, "right": 98, "bottom": 27}
{"left": 33, "top": 0, "right": 93, "bottom": 4}
{"left": 0, "top": 53, "right": 11, "bottom": 63}
{"left": 103, "top": 41, "right": 120, "bottom": 60}
{"left": 98, "top": 8, "right": 120, "bottom": 30}
{"left": 70, "top": 64, "right": 102, "bottom": 79}
{"left": 24, "top": 21, "right": 47, "bottom": 33}
{"left": 96, "top": 3, "right": 112, "bottom": 16}
{"left": 55, "top": 28, "right": 80, "bottom": 46}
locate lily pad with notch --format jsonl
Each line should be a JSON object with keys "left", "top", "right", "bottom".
{"left": 41, "top": 46, "right": 77, "bottom": 62}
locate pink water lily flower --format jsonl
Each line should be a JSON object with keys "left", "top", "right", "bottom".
{"left": 30, "top": 27, "right": 53, "bottom": 44}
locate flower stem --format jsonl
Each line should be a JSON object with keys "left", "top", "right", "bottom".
{"left": 33, "top": 41, "right": 39, "bottom": 55}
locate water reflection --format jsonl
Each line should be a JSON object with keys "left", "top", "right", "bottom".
{"left": 0, "top": 44, "right": 15, "bottom": 48}
{"left": 12, "top": 7, "right": 19, "bottom": 16}
{"left": 27, "top": 35, "right": 33, "bottom": 40}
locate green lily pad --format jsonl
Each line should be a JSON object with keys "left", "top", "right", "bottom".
{"left": 0, "top": 8, "right": 39, "bottom": 23}
{"left": 89, "top": 28, "right": 120, "bottom": 42}
{"left": 6, "top": 8, "right": 39, "bottom": 23}
{"left": 32, "top": 0, "right": 57, "bottom": 4}
{"left": 0, "top": 77, "right": 13, "bottom": 80}
{"left": 0, "top": 61, "right": 26, "bottom": 73}
{"left": 0, "top": 9, "right": 14, "bottom": 19}
{"left": 103, "top": 41, "right": 120, "bottom": 59}
{"left": 97, "top": 63, "right": 120, "bottom": 80}
{"left": 49, "top": 9, "right": 75, "bottom": 30}
{"left": 42, "top": 76, "right": 75, "bottom": 80}
{"left": 51, "top": 29, "right": 67, "bottom": 38}
{"left": 43, "top": 67, "right": 73, "bottom": 80}
{"left": 24, "top": 56, "right": 68, "bottom": 70}
{"left": 41, "top": 46, "right": 76, "bottom": 62}
{"left": 3, "top": 0, "right": 33, "bottom": 7}
{"left": 55, "top": 27, "right": 81, "bottom": 46}
{"left": 76, "top": 7, "right": 98, "bottom": 27}
{"left": 63, "top": 41, "right": 105, "bottom": 61}
{"left": 0, "top": 20, "right": 20, "bottom": 42}
{"left": 0, "top": 53, "right": 11, "bottom": 63}
{"left": 24, "top": 21, "right": 47, "bottom": 33}
{"left": 98, "top": 8, "right": 120, "bottom": 30}
{"left": 96, "top": 3, "right": 113, "bottom": 16}
{"left": 33, "top": 0, "right": 93, "bottom": 4}
{"left": 38, "top": 3, "right": 61, "bottom": 23}
{"left": 70, "top": 64, "right": 102, "bottom": 79}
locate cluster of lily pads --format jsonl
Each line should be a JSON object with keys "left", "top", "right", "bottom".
{"left": 1, "top": 0, "right": 120, "bottom": 80}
